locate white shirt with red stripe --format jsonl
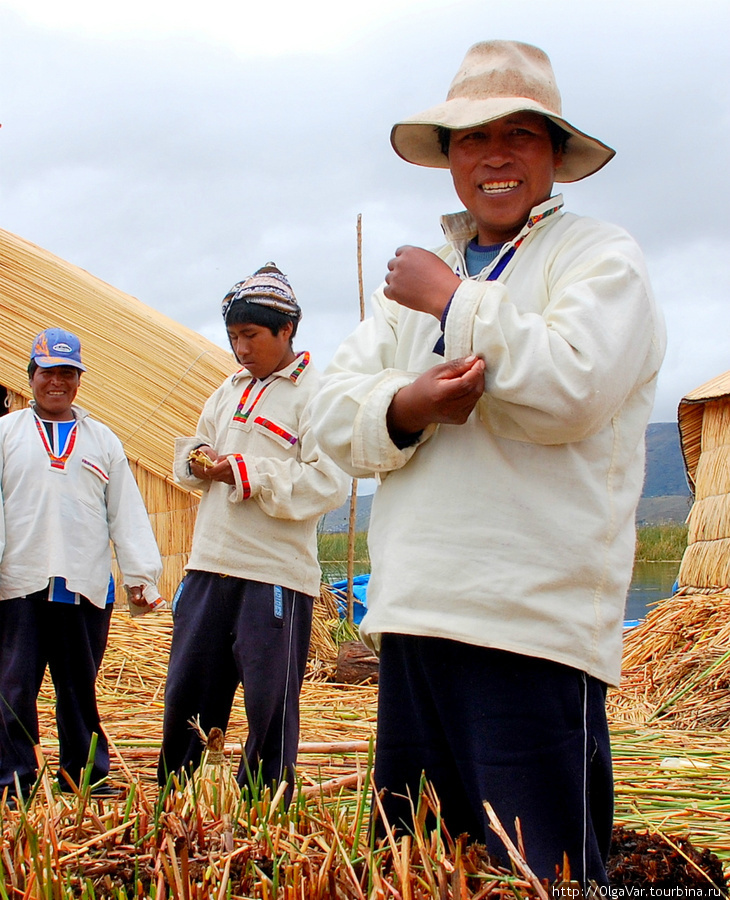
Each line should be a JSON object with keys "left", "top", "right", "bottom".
{"left": 173, "top": 352, "right": 349, "bottom": 598}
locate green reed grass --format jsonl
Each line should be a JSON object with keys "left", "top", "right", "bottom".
{"left": 320, "top": 525, "right": 687, "bottom": 568}
{"left": 318, "top": 532, "right": 370, "bottom": 582}
{"left": 635, "top": 523, "right": 688, "bottom": 562}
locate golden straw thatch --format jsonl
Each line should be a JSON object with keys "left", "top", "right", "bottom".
{"left": 0, "top": 227, "right": 237, "bottom": 600}
{"left": 677, "top": 372, "right": 730, "bottom": 592}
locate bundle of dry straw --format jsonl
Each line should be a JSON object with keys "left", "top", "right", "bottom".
{"left": 609, "top": 591, "right": 730, "bottom": 729}
{"left": 612, "top": 377, "right": 730, "bottom": 729}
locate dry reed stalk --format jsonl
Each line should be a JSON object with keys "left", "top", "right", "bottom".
{"left": 484, "top": 803, "right": 548, "bottom": 900}
{"left": 34, "top": 600, "right": 377, "bottom": 788}
{"left": 343, "top": 213, "right": 368, "bottom": 629}
{"left": 610, "top": 727, "right": 730, "bottom": 861}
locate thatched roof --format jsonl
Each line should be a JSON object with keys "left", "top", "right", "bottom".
{"left": 676, "top": 370, "right": 730, "bottom": 593}
{"left": 0, "top": 227, "right": 236, "bottom": 484}
{"left": 678, "top": 370, "right": 730, "bottom": 493}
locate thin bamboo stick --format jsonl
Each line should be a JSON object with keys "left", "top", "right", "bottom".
{"left": 345, "top": 214, "right": 367, "bottom": 626}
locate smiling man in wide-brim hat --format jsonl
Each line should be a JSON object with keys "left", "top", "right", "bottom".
{"left": 311, "top": 40, "right": 665, "bottom": 889}
{"left": 391, "top": 39, "right": 614, "bottom": 180}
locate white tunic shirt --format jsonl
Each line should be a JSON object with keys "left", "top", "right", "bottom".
{"left": 0, "top": 405, "right": 163, "bottom": 608}
{"left": 311, "top": 198, "right": 666, "bottom": 685}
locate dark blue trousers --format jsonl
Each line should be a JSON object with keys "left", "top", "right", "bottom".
{"left": 0, "top": 591, "right": 112, "bottom": 794}
{"left": 374, "top": 634, "right": 613, "bottom": 886}
{"left": 158, "top": 571, "right": 313, "bottom": 803}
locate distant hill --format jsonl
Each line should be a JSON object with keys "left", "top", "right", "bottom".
{"left": 320, "top": 493, "right": 373, "bottom": 533}
{"left": 321, "top": 423, "right": 692, "bottom": 532}
{"left": 636, "top": 422, "right": 692, "bottom": 525}
{"left": 643, "top": 422, "right": 690, "bottom": 498}
{"left": 636, "top": 494, "right": 692, "bottom": 525}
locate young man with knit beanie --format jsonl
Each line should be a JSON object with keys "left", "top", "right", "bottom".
{"left": 311, "top": 42, "right": 666, "bottom": 886}
{"left": 158, "top": 264, "right": 348, "bottom": 802}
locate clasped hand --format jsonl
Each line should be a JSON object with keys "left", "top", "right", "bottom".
{"left": 387, "top": 356, "right": 486, "bottom": 438}
{"left": 190, "top": 446, "right": 236, "bottom": 485}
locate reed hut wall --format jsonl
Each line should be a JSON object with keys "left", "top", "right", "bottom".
{"left": 677, "top": 372, "right": 730, "bottom": 592}
{"left": 0, "top": 227, "right": 236, "bottom": 600}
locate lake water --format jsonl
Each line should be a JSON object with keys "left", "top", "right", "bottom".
{"left": 327, "top": 560, "right": 681, "bottom": 623}
{"left": 625, "top": 560, "right": 680, "bottom": 622}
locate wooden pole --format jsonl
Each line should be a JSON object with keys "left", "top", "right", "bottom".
{"left": 346, "top": 215, "right": 366, "bottom": 625}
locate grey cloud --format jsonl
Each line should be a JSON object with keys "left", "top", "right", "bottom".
{"left": 1, "top": 1, "right": 729, "bottom": 418}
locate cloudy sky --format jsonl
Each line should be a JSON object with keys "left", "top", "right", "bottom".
{"left": 1, "top": 0, "right": 728, "bottom": 424}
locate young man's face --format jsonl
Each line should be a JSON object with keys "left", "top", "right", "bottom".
{"left": 447, "top": 112, "right": 563, "bottom": 245}
{"left": 226, "top": 321, "right": 296, "bottom": 380}
{"left": 30, "top": 365, "right": 80, "bottom": 420}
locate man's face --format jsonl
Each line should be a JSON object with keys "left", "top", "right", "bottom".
{"left": 447, "top": 112, "right": 563, "bottom": 245}
{"left": 30, "top": 365, "right": 80, "bottom": 420}
{"left": 226, "top": 320, "right": 295, "bottom": 380}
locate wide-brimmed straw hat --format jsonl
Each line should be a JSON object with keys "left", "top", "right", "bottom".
{"left": 390, "top": 40, "right": 615, "bottom": 183}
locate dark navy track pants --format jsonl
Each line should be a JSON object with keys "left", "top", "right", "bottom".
{"left": 374, "top": 634, "right": 613, "bottom": 886}
{"left": 0, "top": 591, "right": 112, "bottom": 793}
{"left": 158, "top": 571, "right": 313, "bottom": 802}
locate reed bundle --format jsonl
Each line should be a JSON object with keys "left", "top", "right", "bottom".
{"left": 679, "top": 411, "right": 730, "bottom": 589}
{"left": 608, "top": 591, "right": 730, "bottom": 729}
{"left": 2, "top": 726, "right": 728, "bottom": 897}
{"left": 678, "top": 372, "right": 730, "bottom": 493}
{"left": 0, "top": 751, "right": 581, "bottom": 900}
{"left": 677, "top": 388, "right": 730, "bottom": 593}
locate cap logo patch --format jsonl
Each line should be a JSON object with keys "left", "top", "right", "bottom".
{"left": 52, "top": 342, "right": 73, "bottom": 353}
{"left": 34, "top": 334, "right": 50, "bottom": 356}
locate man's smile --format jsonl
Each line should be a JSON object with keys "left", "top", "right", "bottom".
{"left": 479, "top": 180, "right": 521, "bottom": 194}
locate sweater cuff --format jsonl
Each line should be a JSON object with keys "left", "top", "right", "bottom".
{"left": 352, "top": 371, "right": 437, "bottom": 472}
{"left": 173, "top": 436, "right": 206, "bottom": 487}
{"left": 227, "top": 453, "right": 252, "bottom": 502}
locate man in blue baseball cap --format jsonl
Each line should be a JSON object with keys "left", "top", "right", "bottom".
{"left": 0, "top": 328, "right": 164, "bottom": 804}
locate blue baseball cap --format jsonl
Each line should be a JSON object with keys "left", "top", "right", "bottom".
{"left": 30, "top": 328, "right": 87, "bottom": 371}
